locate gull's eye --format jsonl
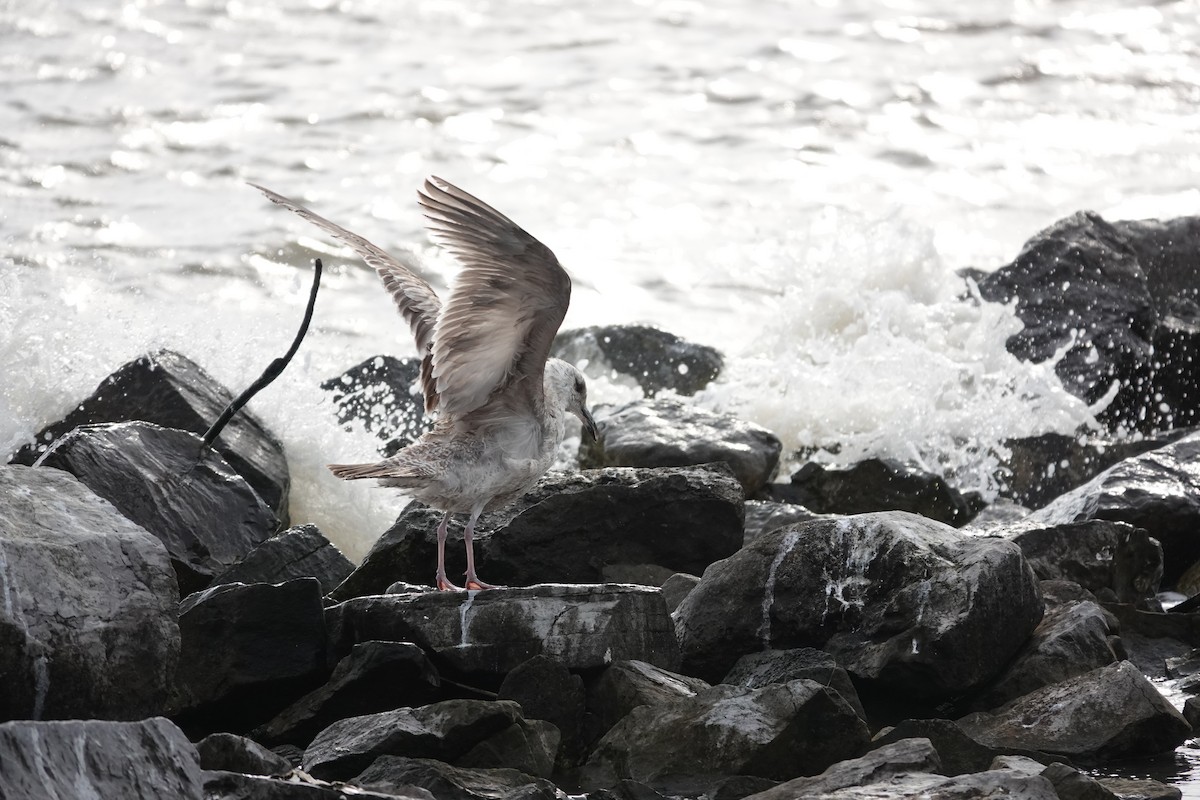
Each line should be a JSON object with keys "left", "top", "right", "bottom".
{"left": 574, "top": 378, "right": 584, "bottom": 395}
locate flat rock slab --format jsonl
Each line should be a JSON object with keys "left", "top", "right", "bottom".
{"left": 303, "top": 699, "right": 525, "bottom": 781}
{"left": 579, "top": 397, "right": 782, "bottom": 496}
{"left": 354, "top": 756, "right": 559, "bottom": 800}
{"left": 958, "top": 660, "right": 1191, "bottom": 763}
{"left": 331, "top": 465, "right": 744, "bottom": 598}
{"left": 35, "top": 420, "right": 278, "bottom": 594}
{"left": 0, "top": 464, "right": 179, "bottom": 720}
{"left": 0, "top": 717, "right": 203, "bottom": 799}
{"left": 10, "top": 348, "right": 290, "bottom": 521}
{"left": 326, "top": 583, "right": 680, "bottom": 678}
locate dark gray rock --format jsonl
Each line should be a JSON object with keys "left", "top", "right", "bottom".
{"left": 1095, "top": 777, "right": 1181, "bottom": 800}
{"left": 976, "top": 211, "right": 1200, "bottom": 434}
{"left": 353, "top": 756, "right": 558, "bottom": 800}
{"left": 35, "top": 421, "right": 278, "bottom": 594}
{"left": 456, "top": 717, "right": 560, "bottom": 779}
{"left": 0, "top": 464, "right": 179, "bottom": 720}
{"left": 175, "top": 578, "right": 327, "bottom": 735}
{"left": 586, "top": 660, "right": 711, "bottom": 743}
{"left": 774, "top": 459, "right": 981, "bottom": 526}
{"left": 971, "top": 599, "right": 1119, "bottom": 710}
{"left": 579, "top": 398, "right": 781, "bottom": 496}
{"left": 660, "top": 573, "right": 700, "bottom": 613}
{"left": 957, "top": 660, "right": 1191, "bottom": 763}
{"left": 1007, "top": 520, "right": 1163, "bottom": 605}
{"left": 580, "top": 679, "right": 870, "bottom": 789}
{"left": 330, "top": 466, "right": 743, "bottom": 598}
{"left": 674, "top": 513, "right": 1043, "bottom": 710}
{"left": 870, "top": 718, "right": 1053, "bottom": 777}
{"left": 320, "top": 355, "right": 429, "bottom": 458}
{"left": 203, "top": 770, "right": 428, "bottom": 800}
{"left": 749, "top": 769, "right": 1061, "bottom": 800}
{"left": 739, "top": 737, "right": 940, "bottom": 800}
{"left": 0, "top": 717, "right": 203, "bottom": 799}
{"left": 1025, "top": 430, "right": 1200, "bottom": 587}
{"left": 742, "top": 500, "right": 824, "bottom": 546}
{"left": 326, "top": 584, "right": 680, "bottom": 681}
{"left": 195, "top": 732, "right": 292, "bottom": 776}
{"left": 498, "top": 655, "right": 585, "bottom": 766}
{"left": 1040, "top": 762, "right": 1120, "bottom": 800}
{"left": 721, "top": 648, "right": 865, "bottom": 721}
{"left": 302, "top": 699, "right": 527, "bottom": 781}
{"left": 553, "top": 325, "right": 723, "bottom": 397}
{"left": 1001, "top": 430, "right": 1192, "bottom": 510}
{"left": 10, "top": 349, "right": 290, "bottom": 521}
{"left": 254, "top": 641, "right": 441, "bottom": 747}
{"left": 212, "top": 524, "right": 354, "bottom": 596}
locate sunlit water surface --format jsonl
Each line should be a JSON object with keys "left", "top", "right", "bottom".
{"left": 3, "top": 2, "right": 1200, "bottom": 789}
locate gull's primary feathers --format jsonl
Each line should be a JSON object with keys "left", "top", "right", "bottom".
{"left": 253, "top": 177, "right": 597, "bottom": 590}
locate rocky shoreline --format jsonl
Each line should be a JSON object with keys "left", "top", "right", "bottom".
{"left": 3, "top": 209, "right": 1200, "bottom": 799}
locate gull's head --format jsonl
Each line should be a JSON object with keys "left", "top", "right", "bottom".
{"left": 545, "top": 358, "right": 599, "bottom": 441}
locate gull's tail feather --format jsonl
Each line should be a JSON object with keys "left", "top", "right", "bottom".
{"left": 328, "top": 462, "right": 399, "bottom": 480}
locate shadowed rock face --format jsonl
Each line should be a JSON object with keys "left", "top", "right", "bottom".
{"left": 326, "top": 584, "right": 680, "bottom": 683}
{"left": 674, "top": 512, "right": 1043, "bottom": 709}
{"left": 580, "top": 679, "right": 870, "bottom": 788}
{"left": 0, "top": 465, "right": 180, "bottom": 721}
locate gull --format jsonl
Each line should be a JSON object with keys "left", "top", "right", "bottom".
{"left": 252, "top": 177, "right": 598, "bottom": 590}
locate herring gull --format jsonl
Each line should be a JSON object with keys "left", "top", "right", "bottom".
{"left": 252, "top": 177, "right": 598, "bottom": 590}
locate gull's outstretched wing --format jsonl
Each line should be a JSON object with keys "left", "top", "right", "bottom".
{"left": 419, "top": 176, "right": 571, "bottom": 418}
{"left": 250, "top": 183, "right": 444, "bottom": 412}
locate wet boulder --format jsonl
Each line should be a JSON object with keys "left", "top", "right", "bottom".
{"left": 957, "top": 660, "right": 1191, "bottom": 763}
{"left": 10, "top": 349, "right": 289, "bottom": 521}
{"left": 976, "top": 211, "right": 1200, "bottom": 434}
{"left": 722, "top": 648, "right": 866, "bottom": 721}
{"left": 195, "top": 732, "right": 292, "bottom": 776}
{"left": 302, "top": 699, "right": 546, "bottom": 781}
{"left": 772, "top": 458, "right": 982, "bottom": 527}
{"left": 553, "top": 324, "right": 723, "bottom": 397}
{"left": 579, "top": 398, "right": 782, "bottom": 496}
{"left": 1006, "top": 520, "right": 1162, "bottom": 604}
{"left": 0, "top": 717, "right": 203, "bottom": 799}
{"left": 586, "top": 660, "right": 711, "bottom": 743}
{"left": 743, "top": 500, "right": 825, "bottom": 546}
{"left": 203, "top": 770, "right": 426, "bottom": 800}
{"left": 498, "top": 656, "right": 586, "bottom": 768}
{"left": 212, "top": 523, "right": 354, "bottom": 596}
{"left": 35, "top": 420, "right": 279, "bottom": 594}
{"left": 1025, "top": 430, "right": 1200, "bottom": 587}
{"left": 254, "top": 641, "right": 441, "bottom": 747}
{"left": 330, "top": 466, "right": 743, "bottom": 597}
{"left": 869, "top": 718, "right": 1052, "bottom": 776}
{"left": 353, "top": 756, "right": 558, "bottom": 800}
{"left": 674, "top": 512, "right": 1044, "bottom": 711}
{"left": 320, "top": 355, "right": 429, "bottom": 457}
{"left": 0, "top": 464, "right": 179, "bottom": 721}
{"left": 970, "top": 598, "right": 1119, "bottom": 710}
{"left": 580, "top": 679, "right": 870, "bottom": 790}
{"left": 174, "top": 578, "right": 327, "bottom": 736}
{"left": 326, "top": 584, "right": 679, "bottom": 681}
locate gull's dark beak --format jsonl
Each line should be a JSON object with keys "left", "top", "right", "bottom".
{"left": 579, "top": 407, "right": 600, "bottom": 441}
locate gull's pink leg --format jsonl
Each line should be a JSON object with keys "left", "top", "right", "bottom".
{"left": 463, "top": 506, "right": 499, "bottom": 590}
{"left": 434, "top": 511, "right": 461, "bottom": 591}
